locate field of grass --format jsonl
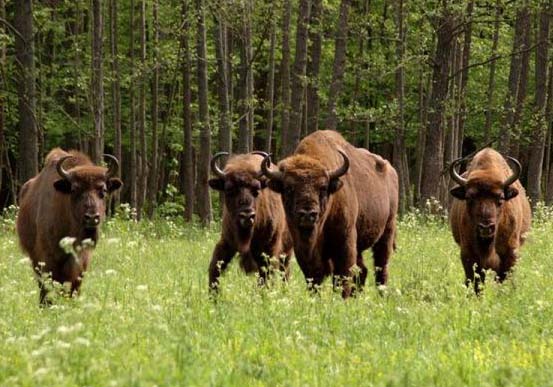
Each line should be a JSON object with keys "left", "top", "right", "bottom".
{"left": 1, "top": 210, "right": 553, "bottom": 387}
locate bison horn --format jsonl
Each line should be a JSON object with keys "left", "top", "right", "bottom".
{"left": 261, "top": 154, "right": 283, "bottom": 181}
{"left": 103, "top": 154, "right": 120, "bottom": 178}
{"left": 250, "top": 151, "right": 269, "bottom": 177}
{"left": 210, "top": 152, "right": 228, "bottom": 178}
{"left": 328, "top": 150, "right": 350, "bottom": 180}
{"left": 449, "top": 158, "right": 468, "bottom": 186}
{"left": 503, "top": 156, "right": 521, "bottom": 187}
{"left": 56, "top": 156, "right": 73, "bottom": 180}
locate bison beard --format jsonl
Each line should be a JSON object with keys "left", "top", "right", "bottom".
{"left": 262, "top": 130, "right": 399, "bottom": 298}
{"left": 449, "top": 148, "right": 531, "bottom": 293}
{"left": 16, "top": 148, "right": 122, "bottom": 305}
{"left": 207, "top": 152, "right": 293, "bottom": 291}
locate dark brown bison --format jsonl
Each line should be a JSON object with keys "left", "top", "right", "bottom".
{"left": 261, "top": 130, "right": 398, "bottom": 298}
{"left": 208, "top": 151, "right": 293, "bottom": 290}
{"left": 449, "top": 148, "right": 531, "bottom": 293}
{"left": 17, "top": 148, "right": 122, "bottom": 304}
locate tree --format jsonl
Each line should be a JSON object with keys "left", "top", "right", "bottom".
{"left": 285, "top": 0, "right": 311, "bottom": 156}
{"left": 324, "top": 0, "right": 351, "bottom": 131}
{"left": 196, "top": 0, "right": 212, "bottom": 225}
{"left": 182, "top": 0, "right": 194, "bottom": 221}
{"left": 91, "top": 0, "right": 104, "bottom": 164}
{"left": 14, "top": 0, "right": 38, "bottom": 184}
{"left": 306, "top": 0, "right": 322, "bottom": 133}
{"left": 527, "top": 2, "right": 550, "bottom": 206}
{"left": 420, "top": 5, "right": 455, "bottom": 206}
{"left": 109, "top": 0, "right": 122, "bottom": 207}
{"left": 279, "top": 0, "right": 292, "bottom": 156}
{"left": 147, "top": 0, "right": 160, "bottom": 217}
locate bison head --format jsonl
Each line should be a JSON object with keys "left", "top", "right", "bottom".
{"left": 261, "top": 151, "right": 349, "bottom": 239}
{"left": 54, "top": 155, "right": 122, "bottom": 240}
{"left": 209, "top": 152, "right": 268, "bottom": 230}
{"left": 449, "top": 156, "right": 520, "bottom": 240}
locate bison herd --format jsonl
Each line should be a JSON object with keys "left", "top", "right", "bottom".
{"left": 15, "top": 131, "right": 532, "bottom": 305}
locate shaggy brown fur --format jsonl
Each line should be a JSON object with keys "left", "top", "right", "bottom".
{"left": 264, "top": 130, "right": 398, "bottom": 298}
{"left": 450, "top": 148, "right": 531, "bottom": 293}
{"left": 208, "top": 153, "right": 293, "bottom": 290}
{"left": 17, "top": 148, "right": 122, "bottom": 304}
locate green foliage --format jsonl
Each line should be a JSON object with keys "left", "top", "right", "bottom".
{"left": 1, "top": 213, "right": 553, "bottom": 386}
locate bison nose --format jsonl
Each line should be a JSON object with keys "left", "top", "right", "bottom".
{"left": 298, "top": 209, "right": 319, "bottom": 225}
{"left": 477, "top": 222, "right": 496, "bottom": 237}
{"left": 238, "top": 209, "right": 256, "bottom": 227}
{"left": 84, "top": 212, "right": 101, "bottom": 228}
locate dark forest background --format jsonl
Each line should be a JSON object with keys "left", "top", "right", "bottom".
{"left": 4, "top": 0, "right": 553, "bottom": 222}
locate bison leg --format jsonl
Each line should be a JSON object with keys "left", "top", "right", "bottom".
{"left": 332, "top": 235, "right": 359, "bottom": 299}
{"left": 208, "top": 240, "right": 236, "bottom": 292}
{"left": 461, "top": 254, "right": 485, "bottom": 294}
{"left": 372, "top": 227, "right": 395, "bottom": 287}
{"left": 356, "top": 252, "right": 368, "bottom": 289}
{"left": 497, "top": 251, "right": 518, "bottom": 282}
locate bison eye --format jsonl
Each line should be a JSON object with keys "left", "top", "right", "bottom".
{"left": 98, "top": 189, "right": 107, "bottom": 199}
{"left": 251, "top": 188, "right": 259, "bottom": 197}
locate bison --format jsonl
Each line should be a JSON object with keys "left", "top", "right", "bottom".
{"left": 17, "top": 148, "right": 122, "bottom": 304}
{"left": 208, "top": 151, "right": 293, "bottom": 291}
{"left": 449, "top": 148, "right": 531, "bottom": 293}
{"left": 261, "top": 130, "right": 398, "bottom": 298}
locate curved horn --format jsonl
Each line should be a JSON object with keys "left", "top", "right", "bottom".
{"left": 503, "top": 156, "right": 521, "bottom": 187}
{"left": 449, "top": 158, "right": 468, "bottom": 186}
{"left": 56, "top": 156, "right": 72, "bottom": 180}
{"left": 250, "top": 151, "right": 269, "bottom": 177}
{"left": 328, "top": 150, "right": 350, "bottom": 180}
{"left": 250, "top": 151, "right": 269, "bottom": 158}
{"left": 103, "top": 154, "right": 119, "bottom": 178}
{"left": 260, "top": 154, "right": 283, "bottom": 181}
{"left": 210, "top": 152, "right": 228, "bottom": 178}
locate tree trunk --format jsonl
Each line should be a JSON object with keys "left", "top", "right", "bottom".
{"left": 137, "top": 0, "right": 147, "bottom": 219}
{"left": 544, "top": 59, "right": 553, "bottom": 204}
{"left": 499, "top": 4, "right": 528, "bottom": 154}
{"left": 392, "top": 0, "right": 409, "bottom": 213}
{"left": 195, "top": 0, "right": 212, "bottom": 225}
{"left": 306, "top": 0, "right": 322, "bottom": 133}
{"left": 325, "top": 0, "right": 351, "bottom": 131}
{"left": 215, "top": 18, "right": 231, "bottom": 156}
{"left": 280, "top": 0, "right": 292, "bottom": 156}
{"left": 264, "top": 19, "right": 276, "bottom": 152}
{"left": 182, "top": 0, "right": 194, "bottom": 221}
{"left": 484, "top": 0, "right": 501, "bottom": 142}
{"left": 237, "top": 12, "right": 251, "bottom": 154}
{"left": 527, "top": 3, "right": 550, "bottom": 206}
{"left": 456, "top": 0, "right": 474, "bottom": 158}
{"left": 14, "top": 0, "right": 38, "bottom": 184}
{"left": 91, "top": 0, "right": 104, "bottom": 164}
{"left": 129, "top": 0, "right": 137, "bottom": 209}
{"left": 420, "top": 7, "right": 454, "bottom": 206}
{"left": 285, "top": 0, "right": 311, "bottom": 156}
{"left": 147, "top": 0, "right": 160, "bottom": 217}
{"left": 109, "top": 0, "right": 122, "bottom": 208}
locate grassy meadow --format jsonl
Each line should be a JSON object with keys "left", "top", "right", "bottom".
{"left": 1, "top": 209, "right": 553, "bottom": 387}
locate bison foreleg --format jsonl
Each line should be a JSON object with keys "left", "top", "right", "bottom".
{"left": 208, "top": 240, "right": 236, "bottom": 292}
{"left": 497, "top": 251, "right": 518, "bottom": 282}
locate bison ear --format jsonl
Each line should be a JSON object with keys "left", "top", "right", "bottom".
{"left": 107, "top": 178, "right": 123, "bottom": 193}
{"left": 208, "top": 178, "right": 225, "bottom": 191}
{"left": 267, "top": 179, "right": 283, "bottom": 193}
{"left": 53, "top": 179, "right": 72, "bottom": 194}
{"left": 328, "top": 178, "right": 344, "bottom": 194}
{"left": 504, "top": 186, "right": 519, "bottom": 201}
{"left": 450, "top": 186, "right": 466, "bottom": 200}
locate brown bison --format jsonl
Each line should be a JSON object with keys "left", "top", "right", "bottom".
{"left": 261, "top": 130, "right": 398, "bottom": 298}
{"left": 449, "top": 148, "right": 531, "bottom": 293}
{"left": 17, "top": 148, "right": 122, "bottom": 304}
{"left": 208, "top": 151, "right": 293, "bottom": 290}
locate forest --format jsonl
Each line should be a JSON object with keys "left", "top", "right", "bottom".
{"left": 4, "top": 0, "right": 553, "bottom": 220}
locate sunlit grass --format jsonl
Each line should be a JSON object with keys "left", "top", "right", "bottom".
{"left": 1, "top": 211, "right": 553, "bottom": 386}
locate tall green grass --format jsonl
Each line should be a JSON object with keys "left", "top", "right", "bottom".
{"left": 1, "top": 211, "right": 552, "bottom": 387}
